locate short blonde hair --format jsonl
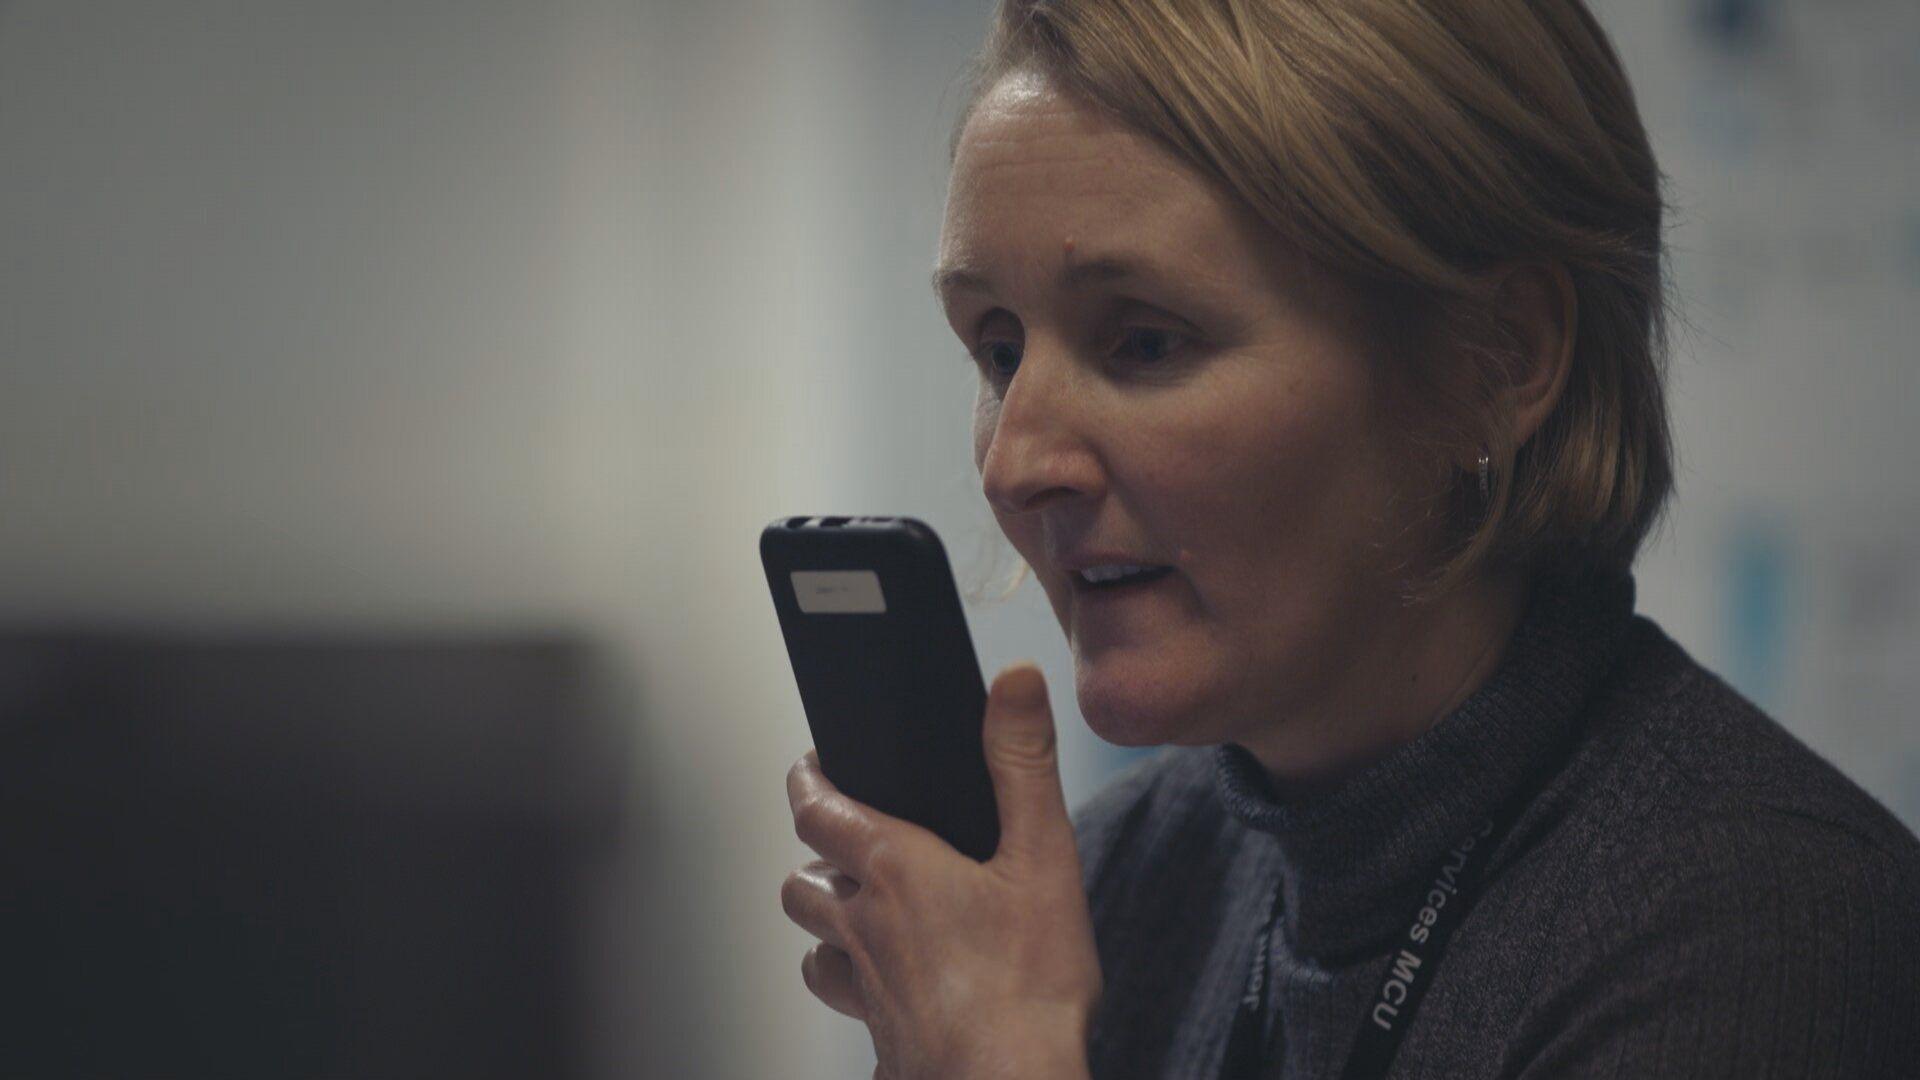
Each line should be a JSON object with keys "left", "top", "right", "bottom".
{"left": 954, "top": 0, "right": 1676, "bottom": 603}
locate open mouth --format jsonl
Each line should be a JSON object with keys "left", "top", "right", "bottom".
{"left": 1072, "top": 565, "right": 1174, "bottom": 593}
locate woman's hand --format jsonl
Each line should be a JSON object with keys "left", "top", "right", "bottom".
{"left": 780, "top": 662, "right": 1101, "bottom": 1080}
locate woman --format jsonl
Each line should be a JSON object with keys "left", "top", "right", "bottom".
{"left": 780, "top": 1, "right": 1920, "bottom": 1076}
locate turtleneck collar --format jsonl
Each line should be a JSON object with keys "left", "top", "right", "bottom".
{"left": 1212, "top": 567, "right": 1638, "bottom": 960}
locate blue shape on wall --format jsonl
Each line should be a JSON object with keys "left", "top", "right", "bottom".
{"left": 1693, "top": 0, "right": 1771, "bottom": 54}
{"left": 1724, "top": 511, "right": 1792, "bottom": 713}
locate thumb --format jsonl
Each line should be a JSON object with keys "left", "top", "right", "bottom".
{"left": 982, "top": 662, "right": 1073, "bottom": 864}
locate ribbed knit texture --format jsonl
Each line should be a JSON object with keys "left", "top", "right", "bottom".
{"left": 1072, "top": 569, "right": 1920, "bottom": 1079}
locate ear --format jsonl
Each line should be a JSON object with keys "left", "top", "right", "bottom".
{"left": 1481, "top": 260, "right": 1577, "bottom": 456}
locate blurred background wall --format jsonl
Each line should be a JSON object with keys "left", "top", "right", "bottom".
{"left": 0, "top": 1, "right": 1914, "bottom": 1077}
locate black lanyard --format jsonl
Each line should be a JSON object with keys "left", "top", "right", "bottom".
{"left": 1216, "top": 782, "right": 1540, "bottom": 1080}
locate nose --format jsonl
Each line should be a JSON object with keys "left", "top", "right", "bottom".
{"left": 978, "top": 348, "right": 1104, "bottom": 517}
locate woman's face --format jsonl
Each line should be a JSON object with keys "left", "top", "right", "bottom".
{"left": 937, "top": 72, "right": 1449, "bottom": 755}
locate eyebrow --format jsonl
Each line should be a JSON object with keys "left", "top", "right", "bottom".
{"left": 931, "top": 255, "right": 1155, "bottom": 301}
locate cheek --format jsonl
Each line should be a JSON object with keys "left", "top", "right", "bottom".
{"left": 1152, "top": 372, "right": 1387, "bottom": 568}
{"left": 970, "top": 385, "right": 997, "bottom": 470}
{"left": 1142, "top": 393, "right": 1313, "bottom": 512}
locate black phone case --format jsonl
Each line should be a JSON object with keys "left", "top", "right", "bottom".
{"left": 760, "top": 515, "right": 1001, "bottom": 862}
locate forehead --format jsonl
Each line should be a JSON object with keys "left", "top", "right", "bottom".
{"left": 939, "top": 73, "right": 1313, "bottom": 298}
{"left": 944, "top": 75, "right": 1225, "bottom": 248}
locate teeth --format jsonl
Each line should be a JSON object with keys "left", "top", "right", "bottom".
{"left": 1079, "top": 563, "right": 1160, "bottom": 584}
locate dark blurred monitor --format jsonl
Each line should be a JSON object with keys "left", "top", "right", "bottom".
{"left": 0, "top": 631, "right": 623, "bottom": 1080}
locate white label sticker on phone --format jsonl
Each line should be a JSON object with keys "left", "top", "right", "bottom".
{"left": 791, "top": 570, "right": 887, "bottom": 614}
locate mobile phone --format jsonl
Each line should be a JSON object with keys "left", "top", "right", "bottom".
{"left": 760, "top": 515, "right": 1000, "bottom": 862}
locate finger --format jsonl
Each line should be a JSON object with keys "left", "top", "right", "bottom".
{"left": 779, "top": 860, "right": 859, "bottom": 950}
{"left": 787, "top": 749, "right": 904, "bottom": 883}
{"left": 981, "top": 663, "right": 1076, "bottom": 866}
{"left": 801, "top": 942, "right": 867, "bottom": 1020}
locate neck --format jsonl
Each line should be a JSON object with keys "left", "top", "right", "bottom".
{"left": 1239, "top": 568, "right": 1530, "bottom": 798}
{"left": 1210, "top": 566, "right": 1637, "bottom": 958}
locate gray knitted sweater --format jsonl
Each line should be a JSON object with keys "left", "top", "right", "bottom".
{"left": 1071, "top": 569, "right": 1920, "bottom": 1079}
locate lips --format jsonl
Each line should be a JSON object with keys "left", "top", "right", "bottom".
{"left": 1071, "top": 564, "right": 1174, "bottom": 592}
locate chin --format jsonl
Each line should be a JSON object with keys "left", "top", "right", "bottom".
{"left": 1072, "top": 652, "right": 1218, "bottom": 748}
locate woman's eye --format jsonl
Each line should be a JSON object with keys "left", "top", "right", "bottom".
{"left": 1115, "top": 326, "right": 1188, "bottom": 364}
{"left": 972, "top": 340, "right": 1022, "bottom": 380}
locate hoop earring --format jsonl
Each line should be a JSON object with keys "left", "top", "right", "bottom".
{"left": 1476, "top": 450, "right": 1491, "bottom": 501}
